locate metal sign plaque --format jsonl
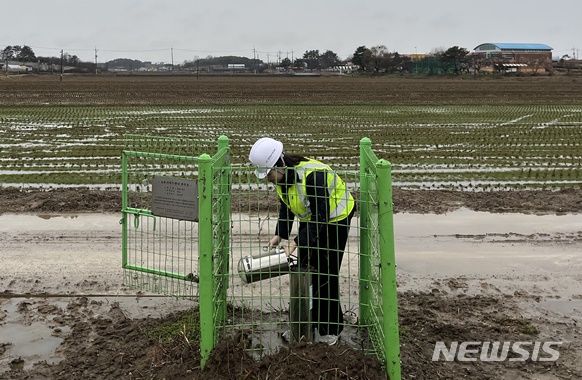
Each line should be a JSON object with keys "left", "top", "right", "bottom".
{"left": 151, "top": 176, "right": 198, "bottom": 222}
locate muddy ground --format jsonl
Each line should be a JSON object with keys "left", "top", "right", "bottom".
{"left": 1, "top": 207, "right": 581, "bottom": 379}
{"left": 2, "top": 187, "right": 582, "bottom": 215}
{"left": 0, "top": 292, "right": 580, "bottom": 379}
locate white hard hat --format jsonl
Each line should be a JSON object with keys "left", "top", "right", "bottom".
{"left": 249, "top": 137, "right": 284, "bottom": 179}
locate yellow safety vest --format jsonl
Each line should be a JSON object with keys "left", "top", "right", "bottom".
{"left": 276, "top": 159, "right": 354, "bottom": 223}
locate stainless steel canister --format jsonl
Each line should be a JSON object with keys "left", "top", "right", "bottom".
{"left": 237, "top": 247, "right": 297, "bottom": 284}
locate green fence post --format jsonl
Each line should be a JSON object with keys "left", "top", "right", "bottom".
{"left": 198, "top": 153, "right": 215, "bottom": 368}
{"left": 376, "top": 158, "right": 401, "bottom": 380}
{"left": 216, "top": 135, "right": 231, "bottom": 330}
{"left": 359, "top": 137, "right": 372, "bottom": 326}
{"left": 121, "top": 151, "right": 128, "bottom": 268}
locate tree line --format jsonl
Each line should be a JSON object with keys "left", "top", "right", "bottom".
{"left": 1, "top": 45, "right": 83, "bottom": 66}
{"left": 2, "top": 44, "right": 473, "bottom": 74}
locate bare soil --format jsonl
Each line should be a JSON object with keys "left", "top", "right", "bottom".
{"left": 1, "top": 292, "right": 579, "bottom": 379}
{"left": 1, "top": 75, "right": 582, "bottom": 105}
{"left": 2, "top": 187, "right": 581, "bottom": 215}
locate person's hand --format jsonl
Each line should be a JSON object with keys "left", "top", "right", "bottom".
{"left": 268, "top": 235, "right": 282, "bottom": 249}
{"left": 284, "top": 239, "right": 297, "bottom": 257}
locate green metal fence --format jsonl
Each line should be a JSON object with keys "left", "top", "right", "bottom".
{"left": 359, "top": 138, "right": 401, "bottom": 379}
{"left": 121, "top": 136, "right": 202, "bottom": 298}
{"left": 120, "top": 135, "right": 400, "bottom": 379}
{"left": 198, "top": 136, "right": 232, "bottom": 364}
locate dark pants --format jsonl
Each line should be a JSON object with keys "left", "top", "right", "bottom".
{"left": 298, "top": 212, "right": 353, "bottom": 336}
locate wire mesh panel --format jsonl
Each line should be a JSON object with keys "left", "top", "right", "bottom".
{"left": 224, "top": 167, "right": 285, "bottom": 355}
{"left": 121, "top": 135, "right": 208, "bottom": 298}
{"left": 360, "top": 139, "right": 383, "bottom": 356}
{"left": 124, "top": 133, "right": 215, "bottom": 157}
{"left": 211, "top": 138, "right": 401, "bottom": 379}
{"left": 216, "top": 163, "right": 368, "bottom": 356}
{"left": 209, "top": 137, "right": 232, "bottom": 348}
{"left": 120, "top": 135, "right": 400, "bottom": 378}
{"left": 195, "top": 137, "right": 232, "bottom": 366}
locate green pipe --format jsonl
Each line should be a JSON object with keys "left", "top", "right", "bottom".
{"left": 123, "top": 150, "right": 199, "bottom": 162}
{"left": 123, "top": 265, "right": 198, "bottom": 282}
{"left": 198, "top": 153, "right": 214, "bottom": 368}
{"left": 363, "top": 149, "right": 379, "bottom": 174}
{"left": 376, "top": 158, "right": 401, "bottom": 380}
{"left": 359, "top": 137, "right": 372, "bottom": 326}
{"left": 121, "top": 152, "right": 128, "bottom": 268}
{"left": 216, "top": 135, "right": 231, "bottom": 329}
{"left": 123, "top": 207, "right": 154, "bottom": 217}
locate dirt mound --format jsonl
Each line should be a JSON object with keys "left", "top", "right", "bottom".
{"left": 0, "top": 188, "right": 120, "bottom": 214}
{"left": 204, "top": 338, "right": 385, "bottom": 380}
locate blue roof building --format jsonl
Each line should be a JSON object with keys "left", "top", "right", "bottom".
{"left": 474, "top": 43, "right": 553, "bottom": 52}
{"left": 472, "top": 43, "right": 554, "bottom": 74}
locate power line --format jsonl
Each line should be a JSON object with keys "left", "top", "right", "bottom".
{"left": 0, "top": 42, "right": 295, "bottom": 55}
{"left": 29, "top": 45, "right": 94, "bottom": 52}
{"left": 100, "top": 48, "right": 171, "bottom": 53}
{"left": 0, "top": 42, "right": 306, "bottom": 63}
{"left": 174, "top": 48, "right": 249, "bottom": 53}
{"left": 0, "top": 43, "right": 172, "bottom": 54}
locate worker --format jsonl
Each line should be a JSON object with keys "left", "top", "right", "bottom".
{"left": 249, "top": 137, "right": 355, "bottom": 345}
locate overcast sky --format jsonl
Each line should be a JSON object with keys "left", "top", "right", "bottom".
{"left": 2, "top": 0, "right": 580, "bottom": 63}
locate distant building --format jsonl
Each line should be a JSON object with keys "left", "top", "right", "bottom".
{"left": 405, "top": 53, "right": 427, "bottom": 62}
{"left": 227, "top": 64, "right": 245, "bottom": 70}
{"left": 0, "top": 63, "right": 33, "bottom": 73}
{"left": 472, "top": 43, "right": 553, "bottom": 74}
{"left": 328, "top": 64, "right": 359, "bottom": 74}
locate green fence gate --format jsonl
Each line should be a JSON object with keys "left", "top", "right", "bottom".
{"left": 121, "top": 135, "right": 401, "bottom": 379}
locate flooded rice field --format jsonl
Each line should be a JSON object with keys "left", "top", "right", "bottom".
{"left": 1, "top": 105, "right": 582, "bottom": 191}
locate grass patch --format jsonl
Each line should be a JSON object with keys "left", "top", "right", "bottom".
{"left": 517, "top": 320, "right": 540, "bottom": 336}
{"left": 146, "top": 308, "right": 200, "bottom": 344}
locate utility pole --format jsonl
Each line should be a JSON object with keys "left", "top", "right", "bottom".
{"left": 278, "top": 50, "right": 281, "bottom": 66}
{"left": 196, "top": 58, "right": 199, "bottom": 80}
{"left": 171, "top": 47, "right": 174, "bottom": 71}
{"left": 291, "top": 50, "right": 294, "bottom": 65}
{"left": 94, "top": 47, "right": 98, "bottom": 75}
{"left": 253, "top": 47, "right": 257, "bottom": 74}
{"left": 60, "top": 49, "right": 64, "bottom": 82}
